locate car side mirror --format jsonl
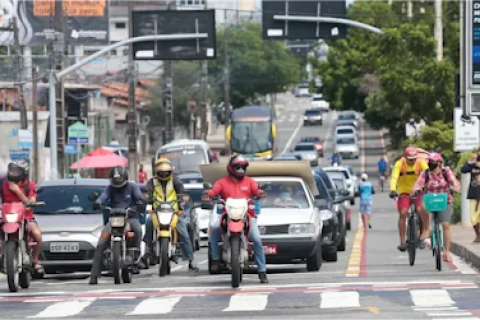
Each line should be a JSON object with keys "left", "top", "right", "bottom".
{"left": 340, "top": 189, "right": 350, "bottom": 197}
{"left": 203, "top": 182, "right": 213, "bottom": 190}
{"left": 201, "top": 202, "right": 214, "bottom": 210}
{"left": 88, "top": 192, "right": 99, "bottom": 202}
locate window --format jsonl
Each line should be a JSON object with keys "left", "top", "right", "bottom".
{"left": 336, "top": 137, "right": 355, "bottom": 145}
{"left": 305, "top": 110, "right": 321, "bottom": 116}
{"left": 34, "top": 186, "right": 106, "bottom": 215}
{"left": 257, "top": 181, "right": 309, "bottom": 209}
{"left": 337, "top": 128, "right": 354, "bottom": 135}
{"left": 294, "top": 144, "right": 315, "bottom": 151}
{"left": 115, "top": 22, "right": 126, "bottom": 29}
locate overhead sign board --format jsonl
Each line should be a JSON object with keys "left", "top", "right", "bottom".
{"left": 64, "top": 144, "right": 78, "bottom": 155}
{"left": 132, "top": 9, "right": 216, "bottom": 61}
{"left": 262, "top": 1, "right": 347, "bottom": 40}
{"left": 67, "top": 121, "right": 89, "bottom": 145}
{"left": 470, "top": 1, "right": 480, "bottom": 87}
{"left": 454, "top": 108, "right": 480, "bottom": 152}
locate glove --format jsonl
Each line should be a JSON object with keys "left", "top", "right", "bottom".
{"left": 92, "top": 203, "right": 101, "bottom": 210}
{"left": 389, "top": 191, "right": 398, "bottom": 199}
{"left": 412, "top": 190, "right": 422, "bottom": 196}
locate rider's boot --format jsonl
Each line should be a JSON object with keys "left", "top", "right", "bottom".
{"left": 89, "top": 276, "right": 98, "bottom": 285}
{"left": 210, "top": 260, "right": 221, "bottom": 273}
{"left": 133, "top": 265, "right": 140, "bottom": 274}
{"left": 189, "top": 260, "right": 199, "bottom": 272}
{"left": 259, "top": 272, "right": 268, "bottom": 283}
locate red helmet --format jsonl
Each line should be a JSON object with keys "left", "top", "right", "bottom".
{"left": 227, "top": 155, "right": 249, "bottom": 179}
{"left": 404, "top": 147, "right": 418, "bottom": 160}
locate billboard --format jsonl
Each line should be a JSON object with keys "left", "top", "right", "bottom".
{"left": 132, "top": 9, "right": 216, "bottom": 61}
{"left": 0, "top": 0, "right": 109, "bottom": 46}
{"left": 471, "top": 0, "right": 480, "bottom": 86}
{"left": 262, "top": 1, "right": 347, "bottom": 40}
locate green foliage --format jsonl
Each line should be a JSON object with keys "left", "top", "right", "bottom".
{"left": 209, "top": 23, "right": 302, "bottom": 107}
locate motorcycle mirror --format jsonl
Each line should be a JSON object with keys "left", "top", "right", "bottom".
{"left": 88, "top": 192, "right": 99, "bottom": 202}
{"left": 203, "top": 182, "right": 213, "bottom": 190}
{"left": 34, "top": 186, "right": 42, "bottom": 193}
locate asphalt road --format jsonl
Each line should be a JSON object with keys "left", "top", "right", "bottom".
{"left": 0, "top": 93, "right": 479, "bottom": 319}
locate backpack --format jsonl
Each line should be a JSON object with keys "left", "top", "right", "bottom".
{"left": 400, "top": 157, "right": 422, "bottom": 176}
{"left": 0, "top": 179, "right": 30, "bottom": 201}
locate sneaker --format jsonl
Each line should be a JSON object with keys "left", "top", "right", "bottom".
{"left": 368, "top": 224, "right": 372, "bottom": 229}
{"left": 133, "top": 266, "right": 140, "bottom": 274}
{"left": 189, "top": 261, "right": 199, "bottom": 272}
{"left": 259, "top": 272, "right": 268, "bottom": 283}
{"left": 418, "top": 239, "right": 426, "bottom": 250}
{"left": 397, "top": 243, "right": 407, "bottom": 252}
{"left": 210, "top": 260, "right": 221, "bottom": 273}
{"left": 89, "top": 277, "right": 98, "bottom": 285}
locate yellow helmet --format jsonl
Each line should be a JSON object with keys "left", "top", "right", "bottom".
{"left": 155, "top": 157, "right": 172, "bottom": 181}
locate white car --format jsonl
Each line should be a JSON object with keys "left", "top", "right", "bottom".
{"left": 335, "top": 125, "right": 359, "bottom": 141}
{"left": 334, "top": 135, "right": 360, "bottom": 159}
{"left": 295, "top": 84, "right": 310, "bottom": 97}
{"left": 323, "top": 166, "right": 358, "bottom": 205}
{"left": 184, "top": 183, "right": 211, "bottom": 248}
{"left": 311, "top": 94, "right": 329, "bottom": 112}
{"left": 202, "top": 161, "right": 327, "bottom": 272}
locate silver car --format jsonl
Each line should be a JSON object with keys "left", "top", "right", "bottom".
{"left": 335, "top": 135, "right": 360, "bottom": 159}
{"left": 292, "top": 142, "right": 319, "bottom": 167}
{"left": 34, "top": 178, "right": 110, "bottom": 274}
{"left": 323, "top": 166, "right": 358, "bottom": 205}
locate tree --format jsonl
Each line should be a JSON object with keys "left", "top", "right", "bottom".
{"left": 209, "top": 23, "right": 302, "bottom": 107}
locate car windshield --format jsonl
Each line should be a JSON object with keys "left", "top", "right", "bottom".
{"left": 301, "top": 137, "right": 320, "bottom": 142}
{"left": 326, "top": 170, "right": 349, "bottom": 180}
{"left": 337, "top": 128, "right": 354, "bottom": 134}
{"left": 158, "top": 145, "right": 207, "bottom": 174}
{"left": 339, "top": 114, "right": 355, "bottom": 120}
{"left": 313, "top": 97, "right": 323, "bottom": 101}
{"left": 298, "top": 84, "right": 309, "bottom": 89}
{"left": 34, "top": 186, "right": 106, "bottom": 214}
{"left": 314, "top": 175, "right": 329, "bottom": 200}
{"left": 305, "top": 110, "right": 321, "bottom": 116}
{"left": 231, "top": 121, "right": 271, "bottom": 154}
{"left": 337, "top": 137, "right": 355, "bottom": 144}
{"left": 185, "top": 188, "right": 203, "bottom": 205}
{"left": 295, "top": 144, "right": 315, "bottom": 151}
{"left": 257, "top": 181, "right": 309, "bottom": 209}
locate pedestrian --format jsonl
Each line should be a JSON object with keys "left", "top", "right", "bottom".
{"left": 357, "top": 173, "right": 374, "bottom": 229}
{"left": 138, "top": 164, "right": 147, "bottom": 184}
{"left": 460, "top": 152, "right": 480, "bottom": 243}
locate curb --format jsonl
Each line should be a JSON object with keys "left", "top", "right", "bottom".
{"left": 451, "top": 241, "right": 480, "bottom": 270}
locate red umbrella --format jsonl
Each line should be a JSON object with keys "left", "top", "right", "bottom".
{"left": 70, "top": 148, "right": 128, "bottom": 170}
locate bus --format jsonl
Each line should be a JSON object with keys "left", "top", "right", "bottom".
{"left": 226, "top": 106, "right": 277, "bottom": 161}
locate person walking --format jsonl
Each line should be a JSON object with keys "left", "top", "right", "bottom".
{"left": 357, "top": 173, "right": 374, "bottom": 229}
{"left": 461, "top": 152, "right": 480, "bottom": 243}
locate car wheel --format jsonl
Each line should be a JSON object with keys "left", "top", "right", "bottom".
{"left": 322, "top": 246, "right": 338, "bottom": 262}
{"left": 306, "top": 238, "right": 323, "bottom": 271}
{"left": 346, "top": 221, "right": 351, "bottom": 231}
{"left": 195, "top": 239, "right": 200, "bottom": 251}
{"left": 337, "top": 229, "right": 347, "bottom": 252}
{"left": 350, "top": 198, "right": 355, "bottom": 205}
{"left": 319, "top": 121, "right": 323, "bottom": 126}
{"left": 303, "top": 122, "right": 308, "bottom": 126}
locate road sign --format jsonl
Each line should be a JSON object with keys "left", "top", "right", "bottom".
{"left": 454, "top": 108, "right": 480, "bottom": 152}
{"left": 64, "top": 144, "right": 78, "bottom": 155}
{"left": 9, "top": 149, "right": 30, "bottom": 161}
{"left": 67, "top": 121, "right": 89, "bottom": 145}
{"left": 262, "top": 1, "right": 347, "bottom": 40}
{"left": 132, "top": 10, "right": 216, "bottom": 61}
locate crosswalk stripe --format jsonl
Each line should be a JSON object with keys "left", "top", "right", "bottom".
{"left": 410, "top": 289, "right": 455, "bottom": 307}
{"left": 432, "top": 318, "right": 479, "bottom": 320}
{"left": 223, "top": 293, "right": 269, "bottom": 311}
{"left": 427, "top": 311, "right": 473, "bottom": 317}
{"left": 320, "top": 291, "right": 360, "bottom": 309}
{"left": 127, "top": 296, "right": 181, "bottom": 315}
{"left": 28, "top": 298, "right": 95, "bottom": 318}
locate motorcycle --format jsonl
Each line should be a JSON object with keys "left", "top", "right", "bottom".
{"left": 207, "top": 197, "right": 258, "bottom": 288}
{"left": 146, "top": 196, "right": 188, "bottom": 277}
{"left": 1, "top": 201, "right": 45, "bottom": 292}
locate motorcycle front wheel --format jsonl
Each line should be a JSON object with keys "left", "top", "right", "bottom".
{"left": 158, "top": 237, "right": 170, "bottom": 277}
{"left": 5, "top": 240, "right": 20, "bottom": 292}
{"left": 112, "top": 241, "right": 122, "bottom": 284}
{"left": 230, "top": 235, "right": 242, "bottom": 288}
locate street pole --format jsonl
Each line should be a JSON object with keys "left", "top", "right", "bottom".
{"left": 163, "top": 0, "right": 175, "bottom": 144}
{"left": 31, "top": 66, "right": 39, "bottom": 182}
{"left": 434, "top": 0, "right": 443, "bottom": 61}
{"left": 127, "top": 1, "right": 138, "bottom": 181}
{"left": 223, "top": 11, "right": 231, "bottom": 154}
{"left": 54, "top": 0, "right": 66, "bottom": 178}
{"left": 201, "top": 0, "right": 209, "bottom": 141}
{"left": 13, "top": 17, "right": 27, "bottom": 129}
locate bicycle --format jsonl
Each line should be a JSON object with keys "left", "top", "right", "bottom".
{"left": 396, "top": 194, "right": 420, "bottom": 266}
{"left": 423, "top": 193, "right": 448, "bottom": 271}
{"left": 379, "top": 174, "right": 386, "bottom": 192}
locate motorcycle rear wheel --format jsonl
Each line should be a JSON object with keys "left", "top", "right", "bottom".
{"left": 5, "top": 241, "right": 19, "bottom": 292}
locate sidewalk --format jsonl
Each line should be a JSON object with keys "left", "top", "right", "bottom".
{"left": 451, "top": 224, "right": 480, "bottom": 270}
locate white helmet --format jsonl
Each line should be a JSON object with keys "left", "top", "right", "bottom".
{"left": 361, "top": 173, "right": 368, "bottom": 180}
{"left": 333, "top": 162, "right": 338, "bottom": 167}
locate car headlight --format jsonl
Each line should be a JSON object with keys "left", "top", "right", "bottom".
{"left": 110, "top": 216, "right": 125, "bottom": 227}
{"left": 227, "top": 206, "right": 246, "bottom": 220}
{"left": 304, "top": 116, "right": 308, "bottom": 120}
{"left": 289, "top": 223, "right": 315, "bottom": 234}
{"left": 5, "top": 213, "right": 18, "bottom": 223}
{"left": 320, "top": 210, "right": 333, "bottom": 221}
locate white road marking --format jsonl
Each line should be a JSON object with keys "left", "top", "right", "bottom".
{"left": 427, "top": 311, "right": 473, "bottom": 317}
{"left": 410, "top": 289, "right": 455, "bottom": 307}
{"left": 432, "top": 318, "right": 479, "bottom": 320}
{"left": 28, "top": 298, "right": 95, "bottom": 318}
{"left": 127, "top": 296, "right": 182, "bottom": 315}
{"left": 281, "top": 119, "right": 303, "bottom": 154}
{"left": 413, "top": 307, "right": 459, "bottom": 311}
{"left": 320, "top": 291, "right": 360, "bottom": 309}
{"left": 223, "top": 293, "right": 269, "bottom": 311}
{"left": 451, "top": 253, "right": 479, "bottom": 274}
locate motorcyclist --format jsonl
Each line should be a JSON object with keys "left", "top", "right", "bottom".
{"left": 89, "top": 166, "right": 145, "bottom": 285}
{"left": 0, "top": 161, "right": 41, "bottom": 273}
{"left": 330, "top": 152, "right": 341, "bottom": 165}
{"left": 202, "top": 155, "right": 269, "bottom": 283}
{"left": 144, "top": 158, "right": 199, "bottom": 272}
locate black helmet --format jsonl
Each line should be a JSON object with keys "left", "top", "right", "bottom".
{"left": 109, "top": 166, "right": 128, "bottom": 188}
{"left": 7, "top": 160, "right": 28, "bottom": 182}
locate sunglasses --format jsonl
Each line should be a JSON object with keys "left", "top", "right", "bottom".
{"left": 157, "top": 171, "right": 171, "bottom": 178}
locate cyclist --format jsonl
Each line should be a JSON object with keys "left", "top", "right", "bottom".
{"left": 411, "top": 153, "right": 460, "bottom": 262}
{"left": 330, "top": 152, "right": 341, "bottom": 166}
{"left": 377, "top": 155, "right": 389, "bottom": 191}
{"left": 389, "top": 147, "right": 429, "bottom": 252}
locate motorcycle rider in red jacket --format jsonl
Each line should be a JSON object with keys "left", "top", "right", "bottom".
{"left": 202, "top": 155, "right": 268, "bottom": 283}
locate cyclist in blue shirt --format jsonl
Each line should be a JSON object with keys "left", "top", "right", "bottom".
{"left": 377, "top": 156, "right": 389, "bottom": 190}
{"left": 330, "top": 152, "right": 342, "bottom": 166}
{"left": 358, "top": 173, "right": 375, "bottom": 229}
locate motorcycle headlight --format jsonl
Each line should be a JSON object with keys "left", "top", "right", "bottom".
{"left": 160, "top": 204, "right": 171, "bottom": 210}
{"left": 159, "top": 211, "right": 174, "bottom": 225}
{"left": 5, "top": 213, "right": 18, "bottom": 223}
{"left": 200, "top": 211, "right": 210, "bottom": 220}
{"left": 227, "top": 206, "right": 246, "bottom": 220}
{"left": 289, "top": 223, "right": 315, "bottom": 234}
{"left": 110, "top": 216, "right": 125, "bottom": 227}
{"left": 320, "top": 210, "right": 333, "bottom": 221}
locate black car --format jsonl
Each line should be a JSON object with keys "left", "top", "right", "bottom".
{"left": 303, "top": 109, "right": 323, "bottom": 126}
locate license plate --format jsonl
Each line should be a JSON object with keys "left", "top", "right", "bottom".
{"left": 264, "top": 245, "right": 277, "bottom": 255}
{"left": 49, "top": 242, "right": 80, "bottom": 253}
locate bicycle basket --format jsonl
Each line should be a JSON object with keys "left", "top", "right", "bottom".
{"left": 423, "top": 193, "right": 448, "bottom": 213}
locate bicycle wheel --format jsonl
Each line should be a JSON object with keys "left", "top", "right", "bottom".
{"left": 434, "top": 223, "right": 442, "bottom": 271}
{"left": 407, "top": 214, "right": 416, "bottom": 266}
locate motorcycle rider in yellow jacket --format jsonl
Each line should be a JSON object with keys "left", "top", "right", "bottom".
{"left": 144, "top": 158, "right": 199, "bottom": 271}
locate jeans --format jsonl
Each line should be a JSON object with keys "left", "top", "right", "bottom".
{"left": 144, "top": 214, "right": 194, "bottom": 261}
{"left": 210, "top": 216, "right": 266, "bottom": 272}
{"left": 90, "top": 218, "right": 142, "bottom": 278}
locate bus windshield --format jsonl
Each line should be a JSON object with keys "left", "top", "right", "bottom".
{"left": 231, "top": 121, "right": 271, "bottom": 154}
